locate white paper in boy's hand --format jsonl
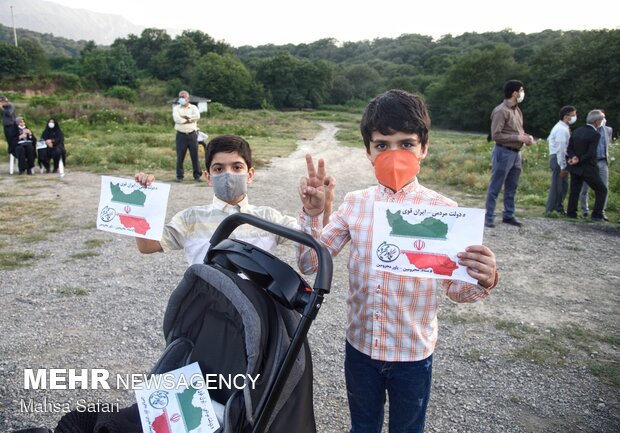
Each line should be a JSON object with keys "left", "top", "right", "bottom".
{"left": 134, "top": 362, "right": 220, "bottom": 433}
{"left": 371, "top": 203, "right": 485, "bottom": 284}
{"left": 96, "top": 176, "right": 169, "bottom": 240}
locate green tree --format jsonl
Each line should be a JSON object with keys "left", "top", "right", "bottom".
{"left": 427, "top": 44, "right": 524, "bottom": 132}
{"left": 114, "top": 28, "right": 171, "bottom": 74}
{"left": 190, "top": 53, "right": 253, "bottom": 108}
{"left": 527, "top": 30, "right": 620, "bottom": 136}
{"left": 20, "top": 39, "right": 49, "bottom": 74}
{"left": 81, "top": 45, "right": 138, "bottom": 88}
{"left": 345, "top": 64, "right": 382, "bottom": 100}
{"left": 157, "top": 36, "right": 199, "bottom": 81}
{"left": 181, "top": 30, "right": 231, "bottom": 56}
{"left": 0, "top": 42, "right": 27, "bottom": 78}
{"left": 255, "top": 53, "right": 333, "bottom": 109}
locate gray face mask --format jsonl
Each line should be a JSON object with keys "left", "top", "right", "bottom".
{"left": 211, "top": 172, "right": 248, "bottom": 202}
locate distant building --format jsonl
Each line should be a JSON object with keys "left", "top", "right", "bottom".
{"left": 169, "top": 95, "right": 211, "bottom": 113}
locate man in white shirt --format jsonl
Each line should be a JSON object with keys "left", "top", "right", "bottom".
{"left": 545, "top": 105, "right": 576, "bottom": 215}
{"left": 173, "top": 90, "right": 202, "bottom": 182}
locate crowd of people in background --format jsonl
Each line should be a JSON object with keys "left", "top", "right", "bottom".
{"left": 0, "top": 96, "right": 66, "bottom": 175}
{"left": 543, "top": 104, "right": 612, "bottom": 221}
{"left": 483, "top": 80, "right": 613, "bottom": 226}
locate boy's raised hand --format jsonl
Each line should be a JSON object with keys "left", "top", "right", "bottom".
{"left": 299, "top": 154, "right": 329, "bottom": 217}
{"left": 135, "top": 172, "right": 155, "bottom": 187}
{"left": 457, "top": 245, "right": 497, "bottom": 288}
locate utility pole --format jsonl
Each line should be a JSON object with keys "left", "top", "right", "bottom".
{"left": 10, "top": 5, "right": 18, "bottom": 46}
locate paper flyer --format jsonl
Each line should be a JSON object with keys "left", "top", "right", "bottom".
{"left": 134, "top": 362, "right": 221, "bottom": 433}
{"left": 96, "top": 176, "right": 170, "bottom": 240}
{"left": 371, "top": 202, "right": 485, "bottom": 284}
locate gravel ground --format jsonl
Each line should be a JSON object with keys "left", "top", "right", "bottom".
{"left": 1, "top": 122, "right": 619, "bottom": 432}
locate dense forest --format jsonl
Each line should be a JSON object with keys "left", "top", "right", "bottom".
{"left": 1, "top": 24, "right": 619, "bottom": 136}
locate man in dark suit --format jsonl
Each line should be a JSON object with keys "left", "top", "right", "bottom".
{"left": 566, "top": 110, "right": 608, "bottom": 221}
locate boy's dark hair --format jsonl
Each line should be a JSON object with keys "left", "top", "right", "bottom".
{"left": 205, "top": 135, "right": 253, "bottom": 170}
{"left": 559, "top": 105, "right": 576, "bottom": 119}
{"left": 360, "top": 89, "right": 431, "bottom": 153}
{"left": 503, "top": 80, "right": 524, "bottom": 98}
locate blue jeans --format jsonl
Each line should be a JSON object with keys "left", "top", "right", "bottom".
{"left": 345, "top": 341, "right": 433, "bottom": 433}
{"left": 485, "top": 145, "right": 522, "bottom": 222}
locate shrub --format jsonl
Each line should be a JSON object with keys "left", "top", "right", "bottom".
{"left": 88, "top": 109, "right": 126, "bottom": 124}
{"left": 105, "top": 85, "right": 138, "bottom": 103}
{"left": 29, "top": 95, "right": 59, "bottom": 109}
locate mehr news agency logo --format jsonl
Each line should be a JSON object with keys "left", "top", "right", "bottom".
{"left": 24, "top": 368, "right": 260, "bottom": 391}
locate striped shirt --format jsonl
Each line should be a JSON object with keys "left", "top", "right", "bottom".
{"left": 161, "top": 196, "right": 297, "bottom": 265}
{"left": 297, "top": 180, "right": 494, "bottom": 362}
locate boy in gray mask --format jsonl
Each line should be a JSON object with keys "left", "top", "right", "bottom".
{"left": 135, "top": 134, "right": 334, "bottom": 265}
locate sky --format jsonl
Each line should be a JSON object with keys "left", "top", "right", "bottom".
{"left": 45, "top": 0, "right": 619, "bottom": 47}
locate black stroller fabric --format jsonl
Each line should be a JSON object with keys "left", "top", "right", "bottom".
{"left": 154, "top": 263, "right": 316, "bottom": 433}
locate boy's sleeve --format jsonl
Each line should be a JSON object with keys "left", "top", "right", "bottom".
{"left": 159, "top": 210, "right": 187, "bottom": 252}
{"left": 441, "top": 273, "right": 498, "bottom": 303}
{"left": 296, "top": 210, "right": 324, "bottom": 274}
{"left": 296, "top": 195, "right": 352, "bottom": 275}
{"left": 268, "top": 209, "right": 300, "bottom": 245}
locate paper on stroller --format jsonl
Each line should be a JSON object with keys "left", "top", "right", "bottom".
{"left": 134, "top": 362, "right": 221, "bottom": 433}
{"left": 97, "top": 175, "right": 170, "bottom": 240}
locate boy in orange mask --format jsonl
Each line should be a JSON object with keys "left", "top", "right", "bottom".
{"left": 297, "top": 89, "right": 498, "bottom": 433}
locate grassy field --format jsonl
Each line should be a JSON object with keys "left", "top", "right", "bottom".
{"left": 4, "top": 94, "right": 619, "bottom": 221}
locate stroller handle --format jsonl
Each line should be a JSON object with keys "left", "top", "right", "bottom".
{"left": 209, "top": 213, "right": 332, "bottom": 293}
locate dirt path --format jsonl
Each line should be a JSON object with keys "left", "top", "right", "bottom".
{"left": 0, "top": 123, "right": 619, "bottom": 432}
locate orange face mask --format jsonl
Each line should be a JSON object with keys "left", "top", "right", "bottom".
{"left": 373, "top": 150, "right": 421, "bottom": 191}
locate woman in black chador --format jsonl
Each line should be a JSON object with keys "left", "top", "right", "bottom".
{"left": 39, "top": 118, "right": 65, "bottom": 173}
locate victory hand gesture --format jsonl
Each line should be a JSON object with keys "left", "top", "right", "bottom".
{"left": 299, "top": 154, "right": 330, "bottom": 217}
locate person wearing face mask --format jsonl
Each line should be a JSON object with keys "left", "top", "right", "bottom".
{"left": 545, "top": 105, "right": 577, "bottom": 215}
{"left": 39, "top": 118, "right": 65, "bottom": 173}
{"left": 298, "top": 89, "right": 498, "bottom": 433}
{"left": 173, "top": 90, "right": 202, "bottom": 182}
{"left": 134, "top": 134, "right": 335, "bottom": 266}
{"left": 578, "top": 109, "right": 612, "bottom": 220}
{"left": 11, "top": 116, "right": 36, "bottom": 175}
{"left": 484, "top": 80, "right": 535, "bottom": 228}
{"left": 566, "top": 110, "right": 608, "bottom": 222}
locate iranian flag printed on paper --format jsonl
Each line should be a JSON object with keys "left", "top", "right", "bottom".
{"left": 135, "top": 363, "right": 220, "bottom": 433}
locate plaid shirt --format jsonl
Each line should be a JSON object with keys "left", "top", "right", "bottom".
{"left": 298, "top": 180, "right": 494, "bottom": 362}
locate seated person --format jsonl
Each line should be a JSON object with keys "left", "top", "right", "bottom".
{"left": 38, "top": 118, "right": 65, "bottom": 173}
{"left": 12, "top": 116, "right": 36, "bottom": 175}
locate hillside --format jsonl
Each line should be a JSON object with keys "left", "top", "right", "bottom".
{"left": 0, "top": 22, "right": 87, "bottom": 57}
{"left": 0, "top": 0, "right": 143, "bottom": 45}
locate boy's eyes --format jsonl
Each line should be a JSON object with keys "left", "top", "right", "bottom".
{"left": 211, "top": 165, "right": 246, "bottom": 173}
{"left": 374, "top": 142, "right": 418, "bottom": 150}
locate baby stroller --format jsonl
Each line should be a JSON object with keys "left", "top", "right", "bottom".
{"left": 18, "top": 213, "right": 332, "bottom": 433}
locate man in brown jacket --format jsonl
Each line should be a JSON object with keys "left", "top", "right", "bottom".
{"left": 484, "top": 80, "right": 534, "bottom": 228}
